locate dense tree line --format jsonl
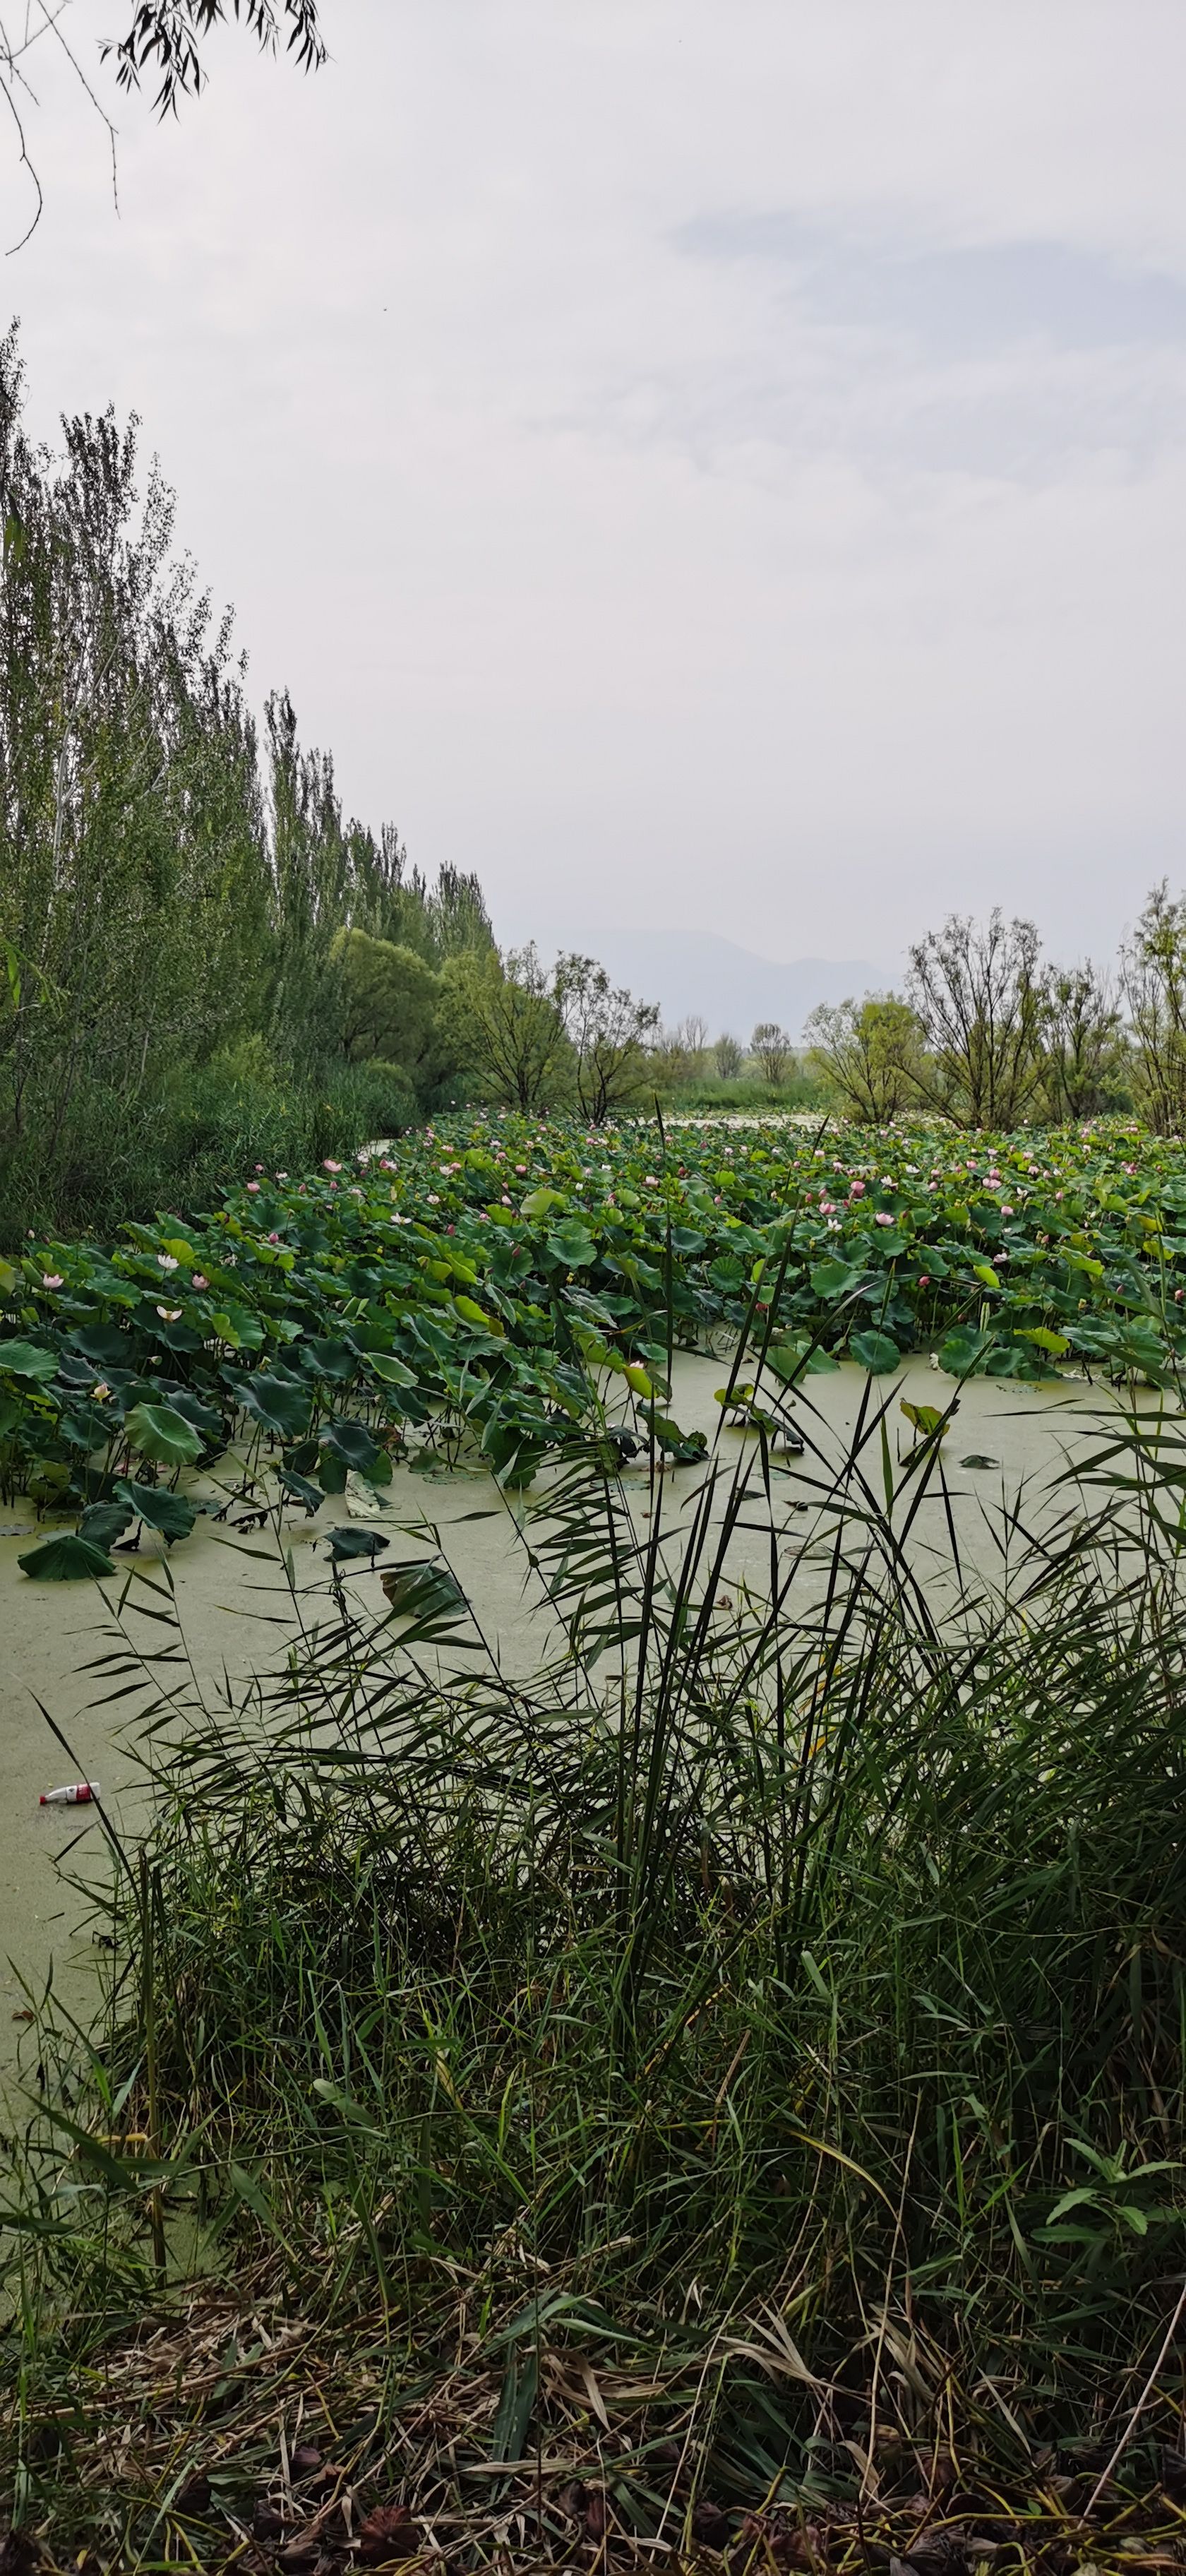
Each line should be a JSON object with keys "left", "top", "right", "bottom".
{"left": 0, "top": 333, "right": 493, "bottom": 1236}
{"left": 7, "top": 331, "right": 1186, "bottom": 1248}
{"left": 801, "top": 905, "right": 1186, "bottom": 1131}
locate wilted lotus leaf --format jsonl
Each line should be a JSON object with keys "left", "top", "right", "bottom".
{"left": 900, "top": 1400, "right": 950, "bottom": 1440}
{"left": 379, "top": 1558, "right": 469, "bottom": 1627}
{"left": 325, "top": 1525, "right": 390, "bottom": 1561}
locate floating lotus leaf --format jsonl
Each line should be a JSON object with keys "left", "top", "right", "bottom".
{"left": 18, "top": 1532, "right": 115, "bottom": 1580}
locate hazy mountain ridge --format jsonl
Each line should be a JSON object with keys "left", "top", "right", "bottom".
{"left": 546, "top": 929, "right": 891, "bottom": 1044}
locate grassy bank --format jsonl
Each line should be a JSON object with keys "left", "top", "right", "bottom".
{"left": 4, "top": 1377, "right": 1186, "bottom": 2567}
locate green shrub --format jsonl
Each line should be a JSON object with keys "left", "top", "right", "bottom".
{"left": 0, "top": 1051, "right": 419, "bottom": 1244}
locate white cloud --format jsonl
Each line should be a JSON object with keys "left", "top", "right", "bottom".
{"left": 7, "top": 0, "right": 1186, "bottom": 973}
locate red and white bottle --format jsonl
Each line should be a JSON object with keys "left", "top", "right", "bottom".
{"left": 39, "top": 1782, "right": 100, "bottom": 1806}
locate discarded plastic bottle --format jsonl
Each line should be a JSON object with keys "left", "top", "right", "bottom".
{"left": 39, "top": 1782, "right": 100, "bottom": 1806}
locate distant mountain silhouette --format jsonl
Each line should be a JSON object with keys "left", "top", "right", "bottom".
{"left": 555, "top": 929, "right": 890, "bottom": 1042}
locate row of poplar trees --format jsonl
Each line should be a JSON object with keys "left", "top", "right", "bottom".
{"left": 0, "top": 328, "right": 493, "bottom": 1236}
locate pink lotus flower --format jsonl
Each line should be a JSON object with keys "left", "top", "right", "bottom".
{"left": 191, "top": 1274, "right": 209, "bottom": 1291}
{"left": 323, "top": 1158, "right": 342, "bottom": 1173}
{"left": 42, "top": 1273, "right": 64, "bottom": 1289}
{"left": 246, "top": 1181, "right": 260, "bottom": 1194}
{"left": 875, "top": 1212, "right": 894, "bottom": 1226}
{"left": 268, "top": 1230, "right": 280, "bottom": 1244}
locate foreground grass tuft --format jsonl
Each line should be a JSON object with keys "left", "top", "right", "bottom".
{"left": 5, "top": 1373, "right": 1186, "bottom": 2566}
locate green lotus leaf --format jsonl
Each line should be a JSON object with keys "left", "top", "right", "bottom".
{"left": 238, "top": 1373, "right": 312, "bottom": 1439}
{"left": 849, "top": 1329, "right": 900, "bottom": 1375}
{"left": 368, "top": 1352, "right": 418, "bottom": 1387}
{"left": 0, "top": 1339, "right": 58, "bottom": 1381}
{"left": 301, "top": 1336, "right": 358, "bottom": 1382}
{"left": 1016, "top": 1326, "right": 1070, "bottom": 1356}
{"left": 938, "top": 1328, "right": 995, "bottom": 1378}
{"left": 809, "top": 1260, "right": 863, "bottom": 1301}
{"left": 112, "top": 1479, "right": 197, "bottom": 1542}
{"left": 18, "top": 1532, "right": 115, "bottom": 1581}
{"left": 70, "top": 1325, "right": 138, "bottom": 1368}
{"left": 77, "top": 1498, "right": 136, "bottom": 1550}
{"left": 320, "top": 1417, "right": 392, "bottom": 1486}
{"left": 453, "top": 1295, "right": 504, "bottom": 1335}
{"left": 124, "top": 1402, "right": 202, "bottom": 1466}
{"left": 547, "top": 1223, "right": 598, "bottom": 1270}
{"left": 159, "top": 1385, "right": 223, "bottom": 1445}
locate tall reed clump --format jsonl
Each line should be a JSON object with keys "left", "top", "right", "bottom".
{"left": 5, "top": 1367, "right": 1186, "bottom": 2532}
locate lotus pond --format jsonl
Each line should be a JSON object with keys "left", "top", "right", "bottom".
{"left": 1, "top": 1113, "right": 1184, "bottom": 1578}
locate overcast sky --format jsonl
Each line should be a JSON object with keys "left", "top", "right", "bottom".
{"left": 7, "top": 1, "right": 1186, "bottom": 974}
